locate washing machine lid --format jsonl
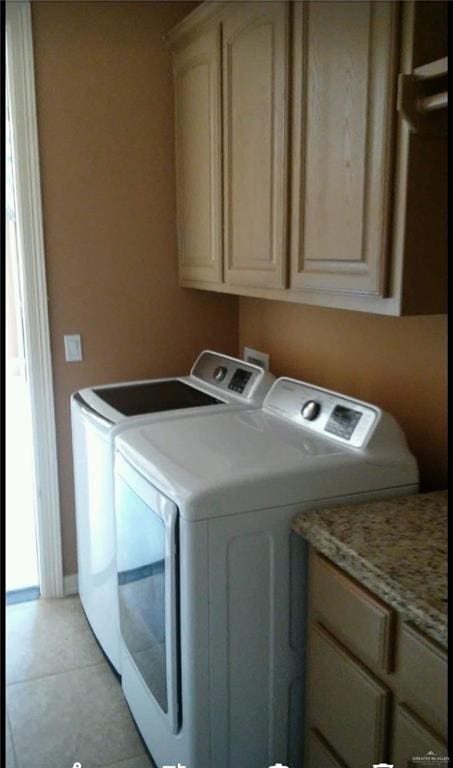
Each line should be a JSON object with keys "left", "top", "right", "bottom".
{"left": 115, "top": 380, "right": 418, "bottom": 521}
{"left": 71, "top": 350, "right": 275, "bottom": 425}
{"left": 90, "top": 379, "right": 222, "bottom": 416}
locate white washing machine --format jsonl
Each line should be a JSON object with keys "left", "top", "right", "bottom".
{"left": 113, "top": 376, "right": 419, "bottom": 768}
{"left": 71, "top": 350, "right": 275, "bottom": 673}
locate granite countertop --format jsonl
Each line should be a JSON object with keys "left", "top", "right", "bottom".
{"left": 292, "top": 490, "right": 448, "bottom": 648}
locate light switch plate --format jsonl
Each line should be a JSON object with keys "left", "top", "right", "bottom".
{"left": 243, "top": 346, "right": 270, "bottom": 371}
{"left": 64, "top": 334, "right": 83, "bottom": 362}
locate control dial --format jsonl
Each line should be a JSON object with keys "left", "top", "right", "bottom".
{"left": 213, "top": 365, "right": 228, "bottom": 383}
{"left": 301, "top": 400, "right": 321, "bottom": 421}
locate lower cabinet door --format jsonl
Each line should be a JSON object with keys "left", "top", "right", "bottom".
{"left": 392, "top": 705, "right": 448, "bottom": 767}
{"left": 399, "top": 622, "right": 448, "bottom": 740}
{"left": 309, "top": 624, "right": 390, "bottom": 768}
{"left": 306, "top": 729, "right": 349, "bottom": 768}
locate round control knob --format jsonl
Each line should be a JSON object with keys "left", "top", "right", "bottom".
{"left": 301, "top": 400, "right": 321, "bottom": 421}
{"left": 213, "top": 365, "right": 227, "bottom": 382}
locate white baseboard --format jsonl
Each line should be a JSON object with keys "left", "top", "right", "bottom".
{"left": 63, "top": 573, "right": 79, "bottom": 596}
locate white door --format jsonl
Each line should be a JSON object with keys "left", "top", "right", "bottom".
{"left": 5, "top": 1, "right": 63, "bottom": 599}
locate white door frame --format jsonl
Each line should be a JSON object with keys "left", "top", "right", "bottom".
{"left": 5, "top": 1, "right": 64, "bottom": 598}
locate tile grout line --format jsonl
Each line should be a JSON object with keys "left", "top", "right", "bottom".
{"left": 6, "top": 705, "right": 21, "bottom": 768}
{"left": 6, "top": 659, "right": 111, "bottom": 688}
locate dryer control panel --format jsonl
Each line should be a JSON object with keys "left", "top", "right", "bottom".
{"left": 191, "top": 351, "right": 272, "bottom": 400}
{"left": 264, "top": 378, "right": 380, "bottom": 448}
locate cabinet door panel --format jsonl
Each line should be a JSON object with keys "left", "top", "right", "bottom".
{"left": 307, "top": 729, "right": 349, "bottom": 768}
{"left": 392, "top": 705, "right": 447, "bottom": 767}
{"left": 311, "top": 553, "right": 394, "bottom": 672}
{"left": 223, "top": 1, "right": 288, "bottom": 289}
{"left": 309, "top": 623, "right": 390, "bottom": 768}
{"left": 399, "top": 622, "right": 447, "bottom": 739}
{"left": 174, "top": 26, "right": 222, "bottom": 284}
{"left": 290, "top": 1, "right": 398, "bottom": 295}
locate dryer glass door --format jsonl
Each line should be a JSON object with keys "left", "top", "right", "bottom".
{"left": 115, "top": 453, "right": 179, "bottom": 733}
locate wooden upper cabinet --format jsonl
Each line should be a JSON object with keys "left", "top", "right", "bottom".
{"left": 222, "top": 2, "right": 289, "bottom": 290}
{"left": 290, "top": 1, "right": 398, "bottom": 296}
{"left": 169, "top": 1, "right": 447, "bottom": 314}
{"left": 173, "top": 25, "right": 222, "bottom": 284}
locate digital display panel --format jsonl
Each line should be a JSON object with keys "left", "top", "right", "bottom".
{"left": 325, "top": 405, "right": 362, "bottom": 440}
{"left": 228, "top": 368, "right": 253, "bottom": 394}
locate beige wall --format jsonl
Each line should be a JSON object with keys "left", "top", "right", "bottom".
{"left": 239, "top": 299, "right": 447, "bottom": 491}
{"left": 31, "top": 1, "right": 238, "bottom": 576}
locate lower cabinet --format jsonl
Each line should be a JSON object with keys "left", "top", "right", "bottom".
{"left": 399, "top": 621, "right": 448, "bottom": 738}
{"left": 310, "top": 624, "right": 389, "bottom": 768}
{"left": 392, "top": 705, "right": 448, "bottom": 767}
{"left": 306, "top": 729, "right": 348, "bottom": 768}
{"left": 305, "top": 550, "right": 447, "bottom": 768}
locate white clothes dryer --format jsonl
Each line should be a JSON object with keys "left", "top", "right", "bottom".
{"left": 71, "top": 350, "right": 275, "bottom": 673}
{"left": 113, "top": 376, "right": 419, "bottom": 768}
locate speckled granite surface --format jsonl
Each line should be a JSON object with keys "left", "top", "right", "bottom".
{"left": 292, "top": 491, "right": 447, "bottom": 648}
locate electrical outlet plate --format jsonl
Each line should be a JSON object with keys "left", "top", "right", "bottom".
{"left": 243, "top": 346, "right": 270, "bottom": 371}
{"left": 64, "top": 334, "right": 83, "bottom": 362}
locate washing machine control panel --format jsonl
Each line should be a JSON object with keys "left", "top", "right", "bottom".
{"left": 264, "top": 378, "right": 380, "bottom": 448}
{"left": 191, "top": 351, "right": 265, "bottom": 400}
{"left": 324, "top": 404, "right": 364, "bottom": 440}
{"left": 228, "top": 368, "right": 253, "bottom": 393}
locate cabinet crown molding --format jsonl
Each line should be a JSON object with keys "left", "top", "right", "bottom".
{"left": 165, "top": 1, "right": 226, "bottom": 48}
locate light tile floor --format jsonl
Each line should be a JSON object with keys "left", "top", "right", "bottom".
{"left": 5, "top": 596, "right": 156, "bottom": 768}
